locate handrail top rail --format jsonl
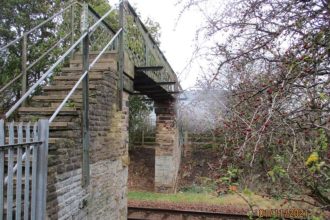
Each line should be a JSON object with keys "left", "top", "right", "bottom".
{"left": 0, "top": 1, "right": 80, "bottom": 51}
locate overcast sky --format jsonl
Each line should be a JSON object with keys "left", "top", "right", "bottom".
{"left": 108, "top": 0, "right": 202, "bottom": 90}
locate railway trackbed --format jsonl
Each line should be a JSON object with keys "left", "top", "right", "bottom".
{"left": 128, "top": 206, "right": 256, "bottom": 220}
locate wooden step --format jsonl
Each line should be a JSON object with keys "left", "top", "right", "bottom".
{"left": 18, "top": 107, "right": 77, "bottom": 116}
{"left": 32, "top": 95, "right": 82, "bottom": 102}
{"left": 50, "top": 79, "right": 103, "bottom": 87}
{"left": 69, "top": 62, "right": 117, "bottom": 70}
{"left": 50, "top": 102, "right": 80, "bottom": 108}
{"left": 43, "top": 84, "right": 96, "bottom": 91}
{"left": 50, "top": 122, "right": 79, "bottom": 130}
{"left": 70, "top": 58, "right": 116, "bottom": 64}
{"left": 61, "top": 66, "right": 112, "bottom": 72}
{"left": 53, "top": 73, "right": 103, "bottom": 81}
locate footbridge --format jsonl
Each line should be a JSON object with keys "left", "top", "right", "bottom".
{"left": 0, "top": 1, "right": 182, "bottom": 219}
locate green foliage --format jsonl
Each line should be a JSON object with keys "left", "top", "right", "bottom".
{"left": 125, "top": 16, "right": 146, "bottom": 64}
{"left": 88, "top": 0, "right": 119, "bottom": 30}
{"left": 181, "top": 177, "right": 217, "bottom": 194}
{"left": 310, "top": 216, "right": 323, "bottom": 220}
{"left": 305, "top": 129, "right": 329, "bottom": 176}
{"left": 317, "top": 129, "right": 328, "bottom": 151}
{"left": 267, "top": 165, "right": 287, "bottom": 183}
{"left": 128, "top": 191, "right": 225, "bottom": 204}
{"left": 219, "top": 166, "right": 241, "bottom": 186}
{"left": 128, "top": 96, "right": 153, "bottom": 145}
{"left": 144, "top": 18, "right": 161, "bottom": 45}
{"left": 242, "top": 187, "right": 253, "bottom": 196}
{"left": 0, "top": 0, "right": 71, "bottom": 112}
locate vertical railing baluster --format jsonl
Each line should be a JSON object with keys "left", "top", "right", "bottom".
{"left": 30, "top": 123, "right": 37, "bottom": 220}
{"left": 23, "top": 123, "right": 30, "bottom": 220}
{"left": 81, "top": 3, "right": 90, "bottom": 187}
{"left": 21, "top": 34, "right": 27, "bottom": 106}
{"left": 0, "top": 120, "right": 4, "bottom": 220}
{"left": 6, "top": 122, "right": 14, "bottom": 220}
{"left": 15, "top": 123, "right": 23, "bottom": 220}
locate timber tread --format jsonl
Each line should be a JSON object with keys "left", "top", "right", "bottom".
{"left": 61, "top": 66, "right": 111, "bottom": 72}
{"left": 53, "top": 74, "right": 103, "bottom": 81}
{"left": 43, "top": 85, "right": 97, "bottom": 91}
{"left": 69, "top": 58, "right": 116, "bottom": 64}
{"left": 32, "top": 95, "right": 82, "bottom": 101}
{"left": 74, "top": 51, "right": 117, "bottom": 55}
{"left": 18, "top": 107, "right": 77, "bottom": 115}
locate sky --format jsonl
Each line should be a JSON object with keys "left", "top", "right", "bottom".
{"left": 108, "top": 0, "right": 202, "bottom": 90}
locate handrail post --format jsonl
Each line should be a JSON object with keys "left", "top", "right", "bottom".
{"left": 35, "top": 119, "right": 49, "bottom": 220}
{"left": 21, "top": 34, "right": 27, "bottom": 106}
{"left": 70, "top": 3, "right": 75, "bottom": 57}
{"left": 81, "top": 2, "right": 90, "bottom": 187}
{"left": 118, "top": 0, "right": 125, "bottom": 110}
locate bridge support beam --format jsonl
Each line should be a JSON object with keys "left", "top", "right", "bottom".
{"left": 154, "top": 100, "right": 180, "bottom": 193}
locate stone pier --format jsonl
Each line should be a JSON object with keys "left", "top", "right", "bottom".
{"left": 154, "top": 100, "right": 181, "bottom": 193}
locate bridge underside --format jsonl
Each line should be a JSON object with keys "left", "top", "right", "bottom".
{"left": 133, "top": 72, "right": 175, "bottom": 101}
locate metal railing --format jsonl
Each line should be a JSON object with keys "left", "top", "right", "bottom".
{"left": 0, "top": 119, "right": 49, "bottom": 220}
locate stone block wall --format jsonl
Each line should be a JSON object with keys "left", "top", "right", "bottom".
{"left": 154, "top": 100, "right": 181, "bottom": 193}
{"left": 45, "top": 63, "right": 129, "bottom": 219}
